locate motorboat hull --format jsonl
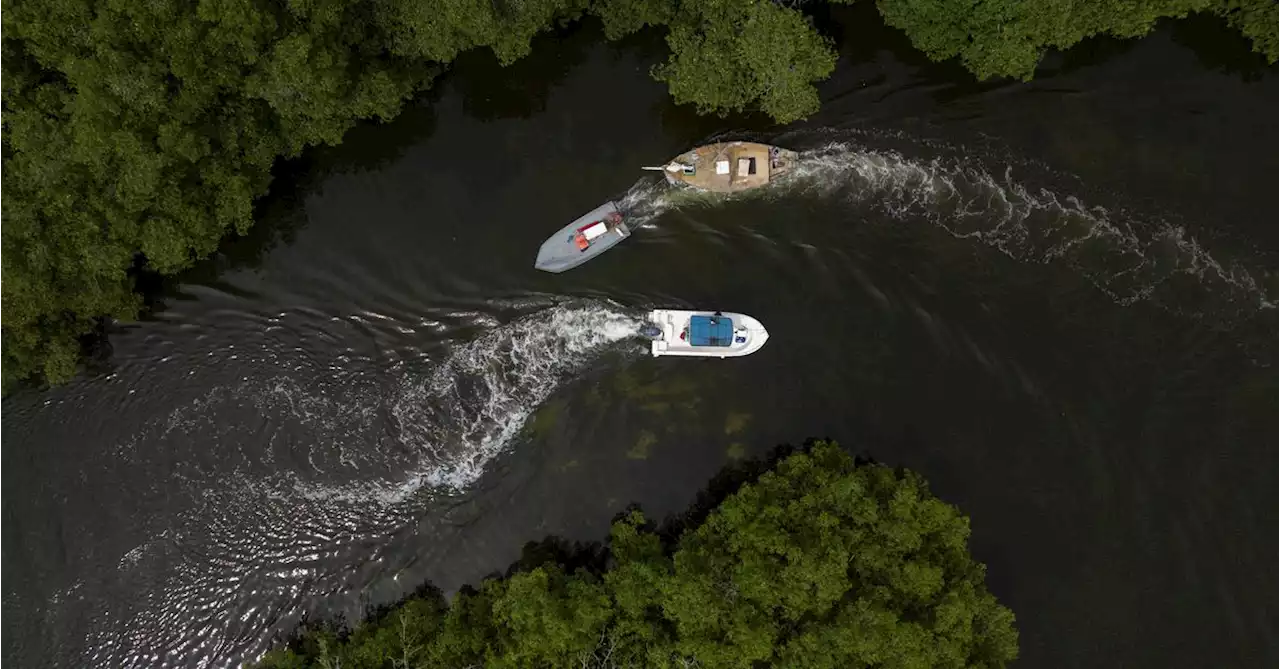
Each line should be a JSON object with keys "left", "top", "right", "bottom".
{"left": 652, "top": 142, "right": 798, "bottom": 193}
{"left": 645, "top": 309, "right": 769, "bottom": 358}
{"left": 534, "top": 201, "right": 631, "bottom": 273}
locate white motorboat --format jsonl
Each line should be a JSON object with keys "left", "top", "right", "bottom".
{"left": 641, "top": 309, "right": 769, "bottom": 358}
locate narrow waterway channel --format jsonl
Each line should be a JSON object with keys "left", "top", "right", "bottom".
{"left": 3, "top": 8, "right": 1275, "bottom": 668}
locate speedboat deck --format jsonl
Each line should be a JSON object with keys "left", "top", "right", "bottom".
{"left": 534, "top": 201, "right": 630, "bottom": 273}
{"left": 643, "top": 309, "right": 769, "bottom": 358}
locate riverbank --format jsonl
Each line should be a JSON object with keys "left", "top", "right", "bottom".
{"left": 3, "top": 0, "right": 1275, "bottom": 390}
{"left": 253, "top": 442, "right": 1018, "bottom": 669}
{"left": 1, "top": 7, "right": 1273, "bottom": 669}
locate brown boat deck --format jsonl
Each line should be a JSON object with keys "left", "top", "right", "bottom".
{"left": 671, "top": 142, "right": 779, "bottom": 193}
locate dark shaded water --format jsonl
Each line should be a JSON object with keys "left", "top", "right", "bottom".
{"left": 3, "top": 9, "right": 1276, "bottom": 668}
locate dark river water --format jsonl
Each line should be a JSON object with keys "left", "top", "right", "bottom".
{"left": 3, "top": 8, "right": 1276, "bottom": 669}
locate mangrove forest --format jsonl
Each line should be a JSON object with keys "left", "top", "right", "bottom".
{"left": 2, "top": 0, "right": 1276, "bottom": 390}
{"left": 252, "top": 442, "right": 1020, "bottom": 668}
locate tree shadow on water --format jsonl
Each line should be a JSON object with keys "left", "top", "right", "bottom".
{"left": 448, "top": 22, "right": 593, "bottom": 121}
{"left": 93, "top": 156, "right": 325, "bottom": 373}
{"left": 129, "top": 85, "right": 444, "bottom": 322}
{"left": 1033, "top": 32, "right": 1141, "bottom": 79}
{"left": 308, "top": 87, "right": 444, "bottom": 175}
{"left": 813, "top": 2, "right": 1015, "bottom": 107}
{"left": 129, "top": 156, "right": 322, "bottom": 315}
{"left": 1170, "top": 11, "right": 1274, "bottom": 81}
{"left": 653, "top": 97, "right": 781, "bottom": 146}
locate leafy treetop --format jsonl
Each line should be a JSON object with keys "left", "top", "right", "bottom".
{"left": 2, "top": 0, "right": 1275, "bottom": 390}
{"left": 253, "top": 442, "right": 1020, "bottom": 668}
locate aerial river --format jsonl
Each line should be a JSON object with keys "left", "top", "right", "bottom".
{"left": 3, "top": 8, "right": 1275, "bottom": 669}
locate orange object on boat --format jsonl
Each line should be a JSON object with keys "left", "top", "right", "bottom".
{"left": 574, "top": 233, "right": 590, "bottom": 250}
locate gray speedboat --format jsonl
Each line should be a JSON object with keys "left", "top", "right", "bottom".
{"left": 534, "top": 201, "right": 631, "bottom": 273}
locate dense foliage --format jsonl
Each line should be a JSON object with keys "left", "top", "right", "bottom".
{"left": 254, "top": 442, "right": 1019, "bottom": 668}
{"left": 869, "top": 0, "right": 1279, "bottom": 79}
{"left": 0, "top": 0, "right": 834, "bottom": 391}
{"left": 595, "top": 0, "right": 837, "bottom": 122}
{"left": 2, "top": 0, "right": 1275, "bottom": 390}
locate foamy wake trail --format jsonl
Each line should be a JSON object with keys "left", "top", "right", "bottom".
{"left": 617, "top": 178, "right": 675, "bottom": 229}
{"left": 264, "top": 302, "right": 643, "bottom": 503}
{"left": 389, "top": 303, "right": 641, "bottom": 493}
{"left": 81, "top": 302, "right": 643, "bottom": 668}
{"left": 787, "top": 142, "right": 1274, "bottom": 315}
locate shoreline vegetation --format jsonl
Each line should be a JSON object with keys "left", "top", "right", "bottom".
{"left": 2, "top": 0, "right": 1276, "bottom": 391}
{"left": 252, "top": 441, "right": 1020, "bottom": 669}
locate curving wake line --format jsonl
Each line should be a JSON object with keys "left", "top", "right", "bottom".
{"left": 389, "top": 303, "right": 641, "bottom": 493}
{"left": 78, "top": 301, "right": 644, "bottom": 668}
{"left": 615, "top": 177, "right": 674, "bottom": 229}
{"left": 615, "top": 140, "right": 1274, "bottom": 317}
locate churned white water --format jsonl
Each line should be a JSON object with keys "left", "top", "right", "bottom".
{"left": 77, "top": 301, "right": 644, "bottom": 667}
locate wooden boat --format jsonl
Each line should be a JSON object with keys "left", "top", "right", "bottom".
{"left": 643, "top": 142, "right": 798, "bottom": 193}
{"left": 534, "top": 202, "right": 630, "bottom": 273}
{"left": 641, "top": 309, "right": 769, "bottom": 358}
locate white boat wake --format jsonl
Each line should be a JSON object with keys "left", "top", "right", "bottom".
{"left": 616, "top": 139, "right": 1273, "bottom": 317}
{"left": 79, "top": 301, "right": 645, "bottom": 668}
{"left": 788, "top": 142, "right": 1274, "bottom": 315}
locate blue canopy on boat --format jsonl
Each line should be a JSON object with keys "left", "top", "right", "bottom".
{"left": 689, "top": 315, "right": 732, "bottom": 347}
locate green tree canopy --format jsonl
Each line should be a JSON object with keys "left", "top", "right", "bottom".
{"left": 3, "top": 0, "right": 1275, "bottom": 390}
{"left": 868, "top": 0, "right": 1278, "bottom": 80}
{"left": 254, "top": 442, "right": 1019, "bottom": 668}
{"left": 1219, "top": 0, "right": 1280, "bottom": 61}
{"left": 599, "top": 0, "right": 838, "bottom": 123}
{"left": 0, "top": 0, "right": 438, "bottom": 390}
{"left": 0, "top": 0, "right": 835, "bottom": 391}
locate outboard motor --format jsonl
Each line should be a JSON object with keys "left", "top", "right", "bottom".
{"left": 638, "top": 322, "right": 663, "bottom": 339}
